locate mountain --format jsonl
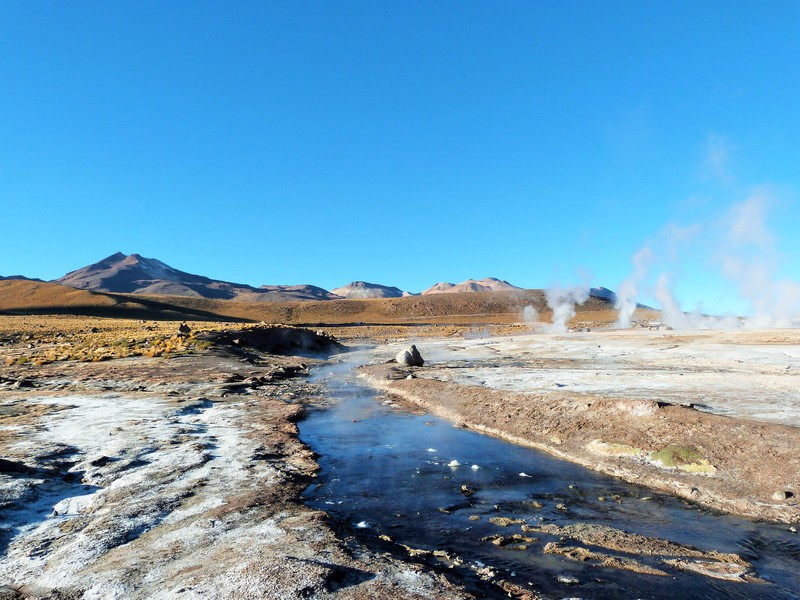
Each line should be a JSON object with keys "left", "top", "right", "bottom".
{"left": 589, "top": 287, "right": 617, "bottom": 303}
{"left": 55, "top": 252, "right": 338, "bottom": 302}
{"left": 421, "top": 277, "right": 523, "bottom": 295}
{"left": 331, "top": 281, "right": 410, "bottom": 299}
{"left": 257, "top": 284, "right": 338, "bottom": 301}
{"left": 0, "top": 275, "right": 43, "bottom": 282}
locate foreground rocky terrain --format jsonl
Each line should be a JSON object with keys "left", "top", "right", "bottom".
{"left": 0, "top": 319, "right": 490, "bottom": 599}
{"left": 3, "top": 316, "right": 799, "bottom": 598}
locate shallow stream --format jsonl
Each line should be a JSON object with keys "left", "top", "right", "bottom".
{"left": 300, "top": 362, "right": 800, "bottom": 599}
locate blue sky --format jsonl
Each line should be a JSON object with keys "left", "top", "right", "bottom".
{"left": 1, "top": 2, "right": 799, "bottom": 315}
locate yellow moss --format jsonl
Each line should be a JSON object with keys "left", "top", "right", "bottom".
{"left": 648, "top": 445, "right": 716, "bottom": 475}
{"left": 586, "top": 439, "right": 642, "bottom": 457}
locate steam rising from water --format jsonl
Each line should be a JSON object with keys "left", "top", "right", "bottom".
{"left": 615, "top": 247, "right": 652, "bottom": 328}
{"left": 616, "top": 189, "right": 800, "bottom": 330}
{"left": 719, "top": 191, "right": 800, "bottom": 328}
{"left": 545, "top": 286, "right": 589, "bottom": 333}
{"left": 522, "top": 305, "right": 539, "bottom": 324}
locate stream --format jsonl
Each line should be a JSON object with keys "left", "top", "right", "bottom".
{"left": 299, "top": 362, "right": 800, "bottom": 599}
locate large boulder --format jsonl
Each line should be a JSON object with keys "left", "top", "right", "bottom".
{"left": 396, "top": 344, "right": 424, "bottom": 367}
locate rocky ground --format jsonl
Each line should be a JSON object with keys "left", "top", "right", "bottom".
{"left": 0, "top": 319, "right": 501, "bottom": 599}
{"left": 363, "top": 329, "right": 800, "bottom": 525}
{"left": 3, "top": 316, "right": 799, "bottom": 598}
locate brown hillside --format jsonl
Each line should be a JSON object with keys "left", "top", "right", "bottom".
{"left": 0, "top": 280, "right": 119, "bottom": 310}
{"left": 0, "top": 280, "right": 247, "bottom": 322}
{"left": 112, "top": 289, "right": 618, "bottom": 326}
{"left": 1, "top": 281, "right": 624, "bottom": 326}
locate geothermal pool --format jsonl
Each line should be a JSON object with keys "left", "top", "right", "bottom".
{"left": 300, "top": 354, "right": 800, "bottom": 599}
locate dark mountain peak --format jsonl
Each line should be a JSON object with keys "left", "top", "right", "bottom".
{"left": 54, "top": 252, "right": 335, "bottom": 302}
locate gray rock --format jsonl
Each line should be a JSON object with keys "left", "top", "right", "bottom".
{"left": 557, "top": 573, "right": 581, "bottom": 585}
{"left": 396, "top": 344, "right": 424, "bottom": 367}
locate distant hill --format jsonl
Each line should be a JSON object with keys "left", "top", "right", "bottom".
{"left": 0, "top": 279, "right": 248, "bottom": 321}
{"left": 55, "top": 252, "right": 338, "bottom": 302}
{"left": 0, "top": 275, "right": 43, "bottom": 282}
{"left": 589, "top": 287, "right": 617, "bottom": 303}
{"left": 331, "top": 281, "right": 410, "bottom": 299}
{"left": 1, "top": 278, "right": 633, "bottom": 326}
{"left": 421, "top": 277, "right": 522, "bottom": 295}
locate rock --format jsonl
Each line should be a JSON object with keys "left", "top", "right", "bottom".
{"left": 772, "top": 490, "right": 794, "bottom": 501}
{"left": 178, "top": 322, "right": 191, "bottom": 335}
{"left": 396, "top": 345, "right": 424, "bottom": 367}
{"left": 557, "top": 573, "right": 580, "bottom": 585}
{"left": 488, "top": 516, "right": 525, "bottom": 527}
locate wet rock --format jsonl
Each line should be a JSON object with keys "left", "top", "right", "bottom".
{"left": 460, "top": 485, "right": 475, "bottom": 497}
{"left": 395, "top": 345, "right": 424, "bottom": 367}
{"left": 557, "top": 573, "right": 580, "bottom": 585}
{"left": 664, "top": 558, "right": 761, "bottom": 582}
{"left": 438, "top": 500, "right": 472, "bottom": 514}
{"left": 546, "top": 541, "right": 669, "bottom": 576}
{"left": 481, "top": 533, "right": 536, "bottom": 547}
{"left": 489, "top": 516, "right": 525, "bottom": 527}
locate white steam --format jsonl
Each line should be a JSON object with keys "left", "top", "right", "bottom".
{"left": 544, "top": 286, "right": 590, "bottom": 333}
{"left": 522, "top": 305, "right": 539, "bottom": 324}
{"left": 653, "top": 274, "right": 690, "bottom": 329}
{"left": 614, "top": 187, "right": 800, "bottom": 330}
{"left": 615, "top": 246, "right": 652, "bottom": 328}
{"left": 718, "top": 191, "right": 800, "bottom": 328}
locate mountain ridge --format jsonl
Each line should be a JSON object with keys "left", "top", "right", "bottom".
{"left": 421, "top": 277, "right": 522, "bottom": 295}
{"left": 331, "top": 281, "right": 411, "bottom": 299}
{"left": 55, "top": 252, "right": 338, "bottom": 302}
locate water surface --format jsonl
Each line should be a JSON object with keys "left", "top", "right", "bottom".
{"left": 300, "top": 364, "right": 800, "bottom": 599}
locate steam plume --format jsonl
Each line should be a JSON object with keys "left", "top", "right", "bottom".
{"left": 545, "top": 286, "right": 590, "bottom": 333}
{"left": 615, "top": 246, "right": 652, "bottom": 328}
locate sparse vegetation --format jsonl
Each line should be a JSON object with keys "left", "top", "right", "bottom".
{"left": 648, "top": 445, "right": 716, "bottom": 474}
{"left": 586, "top": 439, "right": 642, "bottom": 457}
{"left": 0, "top": 316, "right": 231, "bottom": 366}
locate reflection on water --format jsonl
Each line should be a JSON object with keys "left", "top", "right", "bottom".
{"left": 300, "top": 365, "right": 800, "bottom": 600}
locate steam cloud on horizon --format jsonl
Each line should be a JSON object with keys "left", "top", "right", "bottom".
{"left": 615, "top": 188, "right": 800, "bottom": 330}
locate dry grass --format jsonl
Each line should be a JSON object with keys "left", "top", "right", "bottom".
{"left": 0, "top": 316, "right": 234, "bottom": 367}
{"left": 1, "top": 280, "right": 643, "bottom": 329}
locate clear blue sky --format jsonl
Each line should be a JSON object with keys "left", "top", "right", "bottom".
{"left": 1, "top": 2, "right": 799, "bottom": 315}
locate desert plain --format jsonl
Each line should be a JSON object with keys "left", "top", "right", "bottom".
{"left": 1, "top": 298, "right": 799, "bottom": 598}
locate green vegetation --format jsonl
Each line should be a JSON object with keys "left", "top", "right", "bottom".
{"left": 648, "top": 445, "right": 716, "bottom": 474}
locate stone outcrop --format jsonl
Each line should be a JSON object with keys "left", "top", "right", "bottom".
{"left": 395, "top": 344, "right": 424, "bottom": 367}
